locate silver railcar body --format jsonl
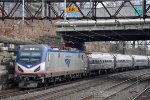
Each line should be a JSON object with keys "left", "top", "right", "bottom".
{"left": 88, "top": 52, "right": 115, "bottom": 70}
{"left": 115, "top": 54, "right": 132, "bottom": 69}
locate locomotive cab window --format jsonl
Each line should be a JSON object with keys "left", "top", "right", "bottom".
{"left": 18, "top": 47, "right": 42, "bottom": 64}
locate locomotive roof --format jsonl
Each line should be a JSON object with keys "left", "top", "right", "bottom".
{"left": 20, "top": 44, "right": 83, "bottom": 53}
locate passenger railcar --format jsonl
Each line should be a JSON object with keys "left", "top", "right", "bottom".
{"left": 132, "top": 55, "right": 149, "bottom": 68}
{"left": 88, "top": 52, "right": 114, "bottom": 71}
{"left": 115, "top": 54, "right": 132, "bottom": 69}
{"left": 15, "top": 45, "right": 88, "bottom": 88}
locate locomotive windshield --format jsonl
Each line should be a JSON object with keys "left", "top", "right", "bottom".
{"left": 18, "top": 46, "right": 43, "bottom": 64}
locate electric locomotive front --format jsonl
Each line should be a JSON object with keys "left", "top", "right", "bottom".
{"left": 15, "top": 45, "right": 47, "bottom": 88}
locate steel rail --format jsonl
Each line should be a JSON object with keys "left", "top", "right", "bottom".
{"left": 26, "top": 70, "right": 150, "bottom": 100}
{"left": 81, "top": 72, "right": 150, "bottom": 100}
{"left": 132, "top": 85, "right": 150, "bottom": 100}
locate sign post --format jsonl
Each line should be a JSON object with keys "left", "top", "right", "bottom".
{"left": 64, "top": 0, "right": 67, "bottom": 21}
{"left": 22, "top": 0, "right": 24, "bottom": 24}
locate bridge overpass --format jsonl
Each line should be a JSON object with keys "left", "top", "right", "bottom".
{"left": 0, "top": 0, "right": 149, "bottom": 20}
{"left": 0, "top": 0, "right": 150, "bottom": 50}
{"left": 55, "top": 19, "right": 150, "bottom": 49}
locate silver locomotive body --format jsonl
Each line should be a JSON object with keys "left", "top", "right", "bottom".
{"left": 15, "top": 45, "right": 88, "bottom": 88}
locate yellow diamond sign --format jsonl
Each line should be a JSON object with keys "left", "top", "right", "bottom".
{"left": 66, "top": 7, "right": 78, "bottom": 12}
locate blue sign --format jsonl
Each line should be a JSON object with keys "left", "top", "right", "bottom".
{"left": 67, "top": 12, "right": 80, "bottom": 18}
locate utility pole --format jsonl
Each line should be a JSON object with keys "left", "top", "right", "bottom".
{"left": 122, "top": 41, "right": 126, "bottom": 54}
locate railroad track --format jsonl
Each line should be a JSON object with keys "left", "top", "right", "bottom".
{"left": 0, "top": 73, "right": 114, "bottom": 100}
{"left": 81, "top": 73, "right": 150, "bottom": 100}
{"left": 23, "top": 79, "right": 109, "bottom": 100}
{"left": 1, "top": 69, "right": 150, "bottom": 100}
{"left": 0, "top": 79, "right": 88, "bottom": 99}
{"left": 132, "top": 84, "right": 150, "bottom": 100}
{"left": 8, "top": 69, "right": 150, "bottom": 100}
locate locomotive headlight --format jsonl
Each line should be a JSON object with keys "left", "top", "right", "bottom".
{"left": 34, "top": 66, "right": 40, "bottom": 72}
{"left": 18, "top": 66, "right": 24, "bottom": 72}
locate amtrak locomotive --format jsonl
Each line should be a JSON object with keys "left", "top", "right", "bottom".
{"left": 15, "top": 45, "right": 88, "bottom": 88}
{"left": 15, "top": 45, "right": 150, "bottom": 88}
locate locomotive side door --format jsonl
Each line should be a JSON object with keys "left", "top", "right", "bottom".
{"left": 46, "top": 53, "right": 51, "bottom": 70}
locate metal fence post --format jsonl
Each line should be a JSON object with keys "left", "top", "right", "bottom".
{"left": 137, "top": 76, "right": 139, "bottom": 92}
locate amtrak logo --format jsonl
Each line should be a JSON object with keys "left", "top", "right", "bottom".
{"left": 65, "top": 59, "right": 71, "bottom": 68}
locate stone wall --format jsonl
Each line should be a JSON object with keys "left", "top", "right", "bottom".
{"left": 0, "top": 43, "right": 16, "bottom": 90}
{"left": 0, "top": 20, "right": 56, "bottom": 43}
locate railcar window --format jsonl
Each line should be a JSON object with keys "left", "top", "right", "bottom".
{"left": 100, "top": 60, "right": 101, "bottom": 63}
{"left": 93, "top": 60, "right": 94, "bottom": 63}
{"left": 99, "top": 60, "right": 101, "bottom": 63}
{"left": 93, "top": 60, "right": 95, "bottom": 64}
